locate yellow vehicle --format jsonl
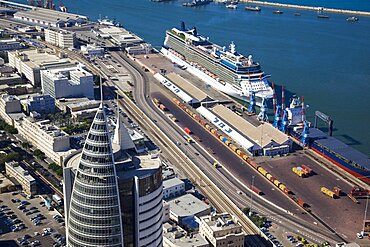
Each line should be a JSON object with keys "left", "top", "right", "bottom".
{"left": 321, "top": 187, "right": 336, "bottom": 198}
{"left": 213, "top": 162, "right": 221, "bottom": 168}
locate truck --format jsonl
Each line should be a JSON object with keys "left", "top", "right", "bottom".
{"left": 159, "top": 104, "right": 168, "bottom": 111}
{"left": 52, "top": 194, "right": 63, "bottom": 206}
{"left": 320, "top": 187, "right": 337, "bottom": 199}
{"left": 183, "top": 135, "right": 192, "bottom": 143}
{"left": 184, "top": 127, "right": 192, "bottom": 135}
{"left": 301, "top": 164, "right": 313, "bottom": 175}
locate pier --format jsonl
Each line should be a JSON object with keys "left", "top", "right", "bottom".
{"left": 241, "top": 0, "right": 370, "bottom": 16}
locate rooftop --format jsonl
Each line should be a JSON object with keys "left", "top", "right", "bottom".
{"left": 163, "top": 177, "right": 184, "bottom": 190}
{"left": 14, "top": 8, "right": 87, "bottom": 24}
{"left": 1, "top": 94, "right": 19, "bottom": 102}
{"left": 167, "top": 194, "right": 211, "bottom": 218}
{"left": 201, "top": 213, "right": 242, "bottom": 233}
{"left": 42, "top": 64, "right": 91, "bottom": 80}
{"left": 5, "top": 161, "right": 35, "bottom": 183}
{"left": 163, "top": 223, "right": 209, "bottom": 247}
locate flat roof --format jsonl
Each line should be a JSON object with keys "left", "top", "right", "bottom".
{"left": 15, "top": 8, "right": 87, "bottom": 24}
{"left": 166, "top": 73, "right": 210, "bottom": 102}
{"left": 308, "top": 128, "right": 370, "bottom": 170}
{"left": 211, "top": 104, "right": 290, "bottom": 147}
{"left": 5, "top": 161, "right": 35, "bottom": 183}
{"left": 163, "top": 177, "right": 184, "bottom": 189}
{"left": 201, "top": 213, "right": 241, "bottom": 232}
{"left": 167, "top": 194, "right": 211, "bottom": 218}
{"left": 163, "top": 223, "right": 208, "bottom": 247}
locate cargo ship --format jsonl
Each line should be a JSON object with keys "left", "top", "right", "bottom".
{"left": 161, "top": 22, "right": 273, "bottom": 104}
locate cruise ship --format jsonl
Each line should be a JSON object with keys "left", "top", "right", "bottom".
{"left": 161, "top": 22, "right": 273, "bottom": 103}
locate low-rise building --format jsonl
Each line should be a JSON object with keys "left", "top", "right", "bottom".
{"left": 0, "top": 94, "right": 22, "bottom": 125}
{"left": 167, "top": 194, "right": 212, "bottom": 225}
{"left": 45, "top": 28, "right": 76, "bottom": 49}
{"left": 163, "top": 223, "right": 209, "bottom": 247}
{"left": 23, "top": 94, "right": 55, "bottom": 115}
{"left": 199, "top": 213, "right": 245, "bottom": 247}
{"left": 163, "top": 201, "right": 170, "bottom": 223}
{"left": 81, "top": 44, "right": 104, "bottom": 57}
{"left": 125, "top": 43, "right": 152, "bottom": 55}
{"left": 41, "top": 64, "right": 94, "bottom": 99}
{"left": 95, "top": 26, "right": 144, "bottom": 47}
{"left": 0, "top": 39, "right": 25, "bottom": 51}
{"left": 5, "top": 161, "right": 37, "bottom": 196}
{"left": 7, "top": 49, "right": 77, "bottom": 87}
{"left": 163, "top": 177, "right": 185, "bottom": 200}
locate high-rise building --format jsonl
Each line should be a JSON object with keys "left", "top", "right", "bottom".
{"left": 64, "top": 103, "right": 163, "bottom": 247}
{"left": 45, "top": 28, "right": 76, "bottom": 49}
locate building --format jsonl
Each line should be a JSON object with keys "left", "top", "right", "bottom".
{"left": 0, "top": 94, "right": 22, "bottom": 125}
{"left": 199, "top": 213, "right": 244, "bottom": 247}
{"left": 163, "top": 177, "right": 185, "bottom": 200}
{"left": 95, "top": 26, "right": 144, "bottom": 47}
{"left": 22, "top": 94, "right": 55, "bottom": 115}
{"left": 16, "top": 117, "right": 70, "bottom": 165}
{"left": 14, "top": 8, "right": 88, "bottom": 28}
{"left": 64, "top": 103, "right": 163, "bottom": 247}
{"left": 163, "top": 223, "right": 209, "bottom": 247}
{"left": 81, "top": 44, "right": 104, "bottom": 57}
{"left": 5, "top": 161, "right": 37, "bottom": 196}
{"left": 0, "top": 39, "right": 25, "bottom": 51}
{"left": 125, "top": 43, "right": 152, "bottom": 55}
{"left": 41, "top": 64, "right": 94, "bottom": 99}
{"left": 163, "top": 201, "right": 170, "bottom": 223}
{"left": 7, "top": 49, "right": 77, "bottom": 87}
{"left": 167, "top": 194, "right": 212, "bottom": 225}
{"left": 45, "top": 28, "right": 76, "bottom": 49}
{"left": 66, "top": 100, "right": 100, "bottom": 120}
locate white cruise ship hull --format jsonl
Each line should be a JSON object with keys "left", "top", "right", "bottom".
{"left": 161, "top": 47, "right": 272, "bottom": 105}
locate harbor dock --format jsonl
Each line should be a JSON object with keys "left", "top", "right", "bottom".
{"left": 241, "top": 0, "right": 370, "bottom": 16}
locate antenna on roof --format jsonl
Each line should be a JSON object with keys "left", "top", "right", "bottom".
{"left": 100, "top": 76, "right": 103, "bottom": 104}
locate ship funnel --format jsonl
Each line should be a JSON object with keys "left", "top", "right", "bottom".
{"left": 181, "top": 21, "right": 186, "bottom": 31}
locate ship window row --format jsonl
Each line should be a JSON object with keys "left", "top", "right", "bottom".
{"left": 69, "top": 219, "right": 121, "bottom": 237}
{"left": 73, "top": 182, "right": 117, "bottom": 197}
{"left": 68, "top": 228, "right": 121, "bottom": 246}
{"left": 81, "top": 153, "right": 113, "bottom": 164}
{"left": 69, "top": 210, "right": 121, "bottom": 226}
{"left": 87, "top": 133, "right": 109, "bottom": 142}
{"left": 71, "top": 191, "right": 119, "bottom": 206}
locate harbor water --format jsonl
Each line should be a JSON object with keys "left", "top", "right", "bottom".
{"left": 15, "top": 0, "right": 370, "bottom": 156}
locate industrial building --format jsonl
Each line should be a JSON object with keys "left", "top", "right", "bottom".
{"left": 0, "top": 38, "right": 25, "bottom": 51}
{"left": 64, "top": 104, "right": 163, "bottom": 247}
{"left": 16, "top": 117, "right": 70, "bottom": 165}
{"left": 41, "top": 64, "right": 94, "bottom": 99}
{"left": 94, "top": 26, "right": 144, "bottom": 47}
{"left": 163, "top": 223, "right": 209, "bottom": 247}
{"left": 163, "top": 177, "right": 186, "bottom": 200}
{"left": 14, "top": 8, "right": 88, "bottom": 27}
{"left": 45, "top": 28, "right": 76, "bottom": 49}
{"left": 22, "top": 94, "right": 55, "bottom": 115}
{"left": 80, "top": 44, "right": 105, "bottom": 57}
{"left": 167, "top": 194, "right": 212, "bottom": 225}
{"left": 199, "top": 213, "right": 244, "bottom": 247}
{"left": 5, "top": 161, "right": 37, "bottom": 196}
{"left": 7, "top": 49, "right": 77, "bottom": 86}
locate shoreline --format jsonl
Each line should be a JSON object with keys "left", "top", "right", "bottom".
{"left": 240, "top": 0, "right": 370, "bottom": 16}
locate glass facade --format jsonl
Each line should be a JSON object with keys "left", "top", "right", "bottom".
{"left": 67, "top": 104, "right": 123, "bottom": 247}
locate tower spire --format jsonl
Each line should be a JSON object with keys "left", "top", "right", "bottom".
{"left": 100, "top": 76, "right": 103, "bottom": 104}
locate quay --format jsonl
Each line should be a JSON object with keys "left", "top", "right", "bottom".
{"left": 241, "top": 0, "right": 370, "bottom": 16}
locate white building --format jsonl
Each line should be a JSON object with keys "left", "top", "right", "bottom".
{"left": 16, "top": 117, "right": 70, "bottom": 165}
{"left": 7, "top": 49, "right": 76, "bottom": 87}
{"left": 45, "top": 28, "right": 76, "bottom": 49}
{"left": 163, "top": 223, "right": 209, "bottom": 247}
{"left": 0, "top": 39, "right": 25, "bottom": 51}
{"left": 0, "top": 94, "right": 22, "bottom": 125}
{"left": 5, "top": 161, "right": 37, "bottom": 196}
{"left": 163, "top": 201, "right": 170, "bottom": 223}
{"left": 199, "top": 213, "right": 245, "bottom": 247}
{"left": 81, "top": 44, "right": 104, "bottom": 57}
{"left": 41, "top": 64, "right": 94, "bottom": 99}
{"left": 163, "top": 177, "right": 185, "bottom": 199}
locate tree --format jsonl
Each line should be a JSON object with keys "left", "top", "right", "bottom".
{"left": 33, "top": 149, "right": 45, "bottom": 160}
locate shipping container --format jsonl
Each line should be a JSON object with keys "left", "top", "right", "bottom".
{"left": 242, "top": 154, "right": 248, "bottom": 160}
{"left": 205, "top": 124, "right": 211, "bottom": 130}
{"left": 292, "top": 167, "right": 306, "bottom": 177}
{"left": 301, "top": 164, "right": 313, "bottom": 175}
{"left": 211, "top": 129, "right": 216, "bottom": 134}
{"left": 297, "top": 198, "right": 306, "bottom": 207}
{"left": 184, "top": 127, "right": 192, "bottom": 135}
{"left": 213, "top": 132, "right": 220, "bottom": 138}
{"left": 250, "top": 186, "right": 263, "bottom": 195}
{"left": 199, "top": 120, "right": 206, "bottom": 126}
{"left": 219, "top": 135, "right": 224, "bottom": 141}
{"left": 273, "top": 180, "right": 281, "bottom": 187}
{"left": 321, "top": 187, "right": 336, "bottom": 199}
{"left": 236, "top": 149, "right": 242, "bottom": 155}
{"left": 225, "top": 140, "right": 230, "bottom": 146}
{"left": 266, "top": 173, "right": 273, "bottom": 180}
{"left": 333, "top": 186, "right": 342, "bottom": 197}
{"left": 248, "top": 160, "right": 259, "bottom": 169}
{"left": 258, "top": 167, "right": 268, "bottom": 176}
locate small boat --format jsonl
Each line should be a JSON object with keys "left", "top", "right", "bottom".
{"left": 346, "top": 16, "right": 359, "bottom": 22}
{"left": 226, "top": 3, "right": 237, "bottom": 9}
{"left": 245, "top": 6, "right": 261, "bottom": 12}
{"left": 273, "top": 10, "right": 283, "bottom": 14}
{"left": 317, "top": 14, "right": 329, "bottom": 19}
{"left": 183, "top": 0, "right": 212, "bottom": 7}
{"left": 294, "top": 13, "right": 301, "bottom": 16}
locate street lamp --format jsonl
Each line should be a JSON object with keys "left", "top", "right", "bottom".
{"left": 249, "top": 175, "right": 255, "bottom": 217}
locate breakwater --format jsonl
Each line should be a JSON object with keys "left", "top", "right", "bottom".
{"left": 241, "top": 0, "right": 370, "bottom": 16}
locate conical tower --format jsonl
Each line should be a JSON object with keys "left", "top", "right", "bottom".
{"left": 67, "top": 103, "right": 123, "bottom": 247}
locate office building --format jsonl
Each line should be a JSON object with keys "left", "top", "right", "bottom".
{"left": 163, "top": 177, "right": 185, "bottom": 200}
{"left": 23, "top": 94, "right": 55, "bottom": 114}
{"left": 81, "top": 44, "right": 104, "bottom": 57}
{"left": 41, "top": 64, "right": 94, "bottom": 99}
{"left": 64, "top": 106, "right": 163, "bottom": 247}
{"left": 163, "top": 223, "right": 209, "bottom": 247}
{"left": 5, "top": 161, "right": 37, "bottom": 196}
{"left": 14, "top": 8, "right": 88, "bottom": 28}
{"left": 45, "top": 28, "right": 76, "bottom": 49}
{"left": 0, "top": 39, "right": 25, "bottom": 51}
{"left": 199, "top": 213, "right": 244, "bottom": 247}
{"left": 7, "top": 49, "right": 76, "bottom": 87}
{"left": 0, "top": 94, "right": 22, "bottom": 125}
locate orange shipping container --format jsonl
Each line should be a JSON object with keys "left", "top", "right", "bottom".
{"left": 273, "top": 180, "right": 281, "bottom": 187}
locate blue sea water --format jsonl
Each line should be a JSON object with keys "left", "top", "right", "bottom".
{"left": 13, "top": 0, "right": 370, "bottom": 156}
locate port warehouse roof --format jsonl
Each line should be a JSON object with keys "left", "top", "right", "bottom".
{"left": 14, "top": 7, "right": 88, "bottom": 25}
{"left": 166, "top": 73, "right": 212, "bottom": 102}
{"left": 308, "top": 128, "right": 370, "bottom": 170}
{"left": 210, "top": 104, "right": 291, "bottom": 148}
{"left": 154, "top": 73, "right": 195, "bottom": 104}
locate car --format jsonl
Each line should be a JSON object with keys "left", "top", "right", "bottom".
{"left": 22, "top": 209, "right": 29, "bottom": 213}
{"left": 23, "top": 234, "right": 31, "bottom": 239}
{"left": 357, "top": 232, "right": 363, "bottom": 239}
{"left": 53, "top": 215, "right": 61, "bottom": 219}
{"left": 6, "top": 211, "right": 14, "bottom": 215}
{"left": 31, "top": 240, "right": 41, "bottom": 246}
{"left": 26, "top": 211, "right": 33, "bottom": 215}
{"left": 11, "top": 198, "right": 17, "bottom": 203}
{"left": 13, "top": 219, "right": 21, "bottom": 224}
{"left": 18, "top": 224, "right": 26, "bottom": 230}
{"left": 9, "top": 214, "right": 17, "bottom": 219}
{"left": 17, "top": 205, "right": 26, "bottom": 210}
{"left": 34, "top": 221, "right": 42, "bottom": 226}
{"left": 31, "top": 209, "right": 39, "bottom": 214}
{"left": 30, "top": 207, "right": 37, "bottom": 210}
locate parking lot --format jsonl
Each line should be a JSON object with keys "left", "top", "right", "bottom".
{"left": 0, "top": 190, "right": 66, "bottom": 246}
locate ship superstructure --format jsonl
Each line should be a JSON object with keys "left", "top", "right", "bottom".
{"left": 161, "top": 22, "right": 273, "bottom": 103}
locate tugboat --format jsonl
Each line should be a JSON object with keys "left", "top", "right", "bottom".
{"left": 245, "top": 6, "right": 261, "bottom": 11}
{"left": 183, "top": 0, "right": 212, "bottom": 7}
{"left": 317, "top": 14, "right": 329, "bottom": 19}
{"left": 346, "top": 16, "right": 359, "bottom": 22}
{"left": 273, "top": 10, "right": 283, "bottom": 14}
